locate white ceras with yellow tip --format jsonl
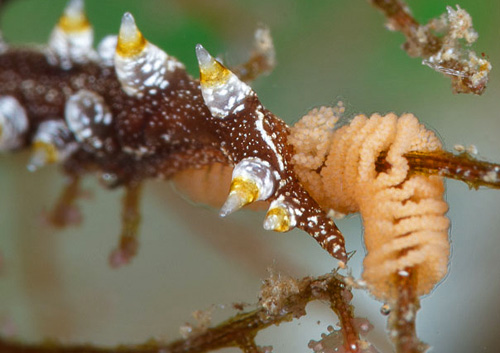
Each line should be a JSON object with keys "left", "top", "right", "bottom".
{"left": 264, "top": 200, "right": 296, "bottom": 232}
{"left": 114, "top": 12, "right": 184, "bottom": 98}
{"left": 48, "top": 0, "right": 95, "bottom": 69}
{"left": 28, "top": 120, "right": 77, "bottom": 171}
{"left": 220, "top": 158, "right": 277, "bottom": 217}
{"left": 195, "top": 44, "right": 252, "bottom": 119}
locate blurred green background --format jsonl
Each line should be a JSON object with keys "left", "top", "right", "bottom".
{"left": 0, "top": 1, "right": 499, "bottom": 352}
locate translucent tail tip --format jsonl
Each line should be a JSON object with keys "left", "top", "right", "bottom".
{"left": 195, "top": 44, "right": 212, "bottom": 68}
{"left": 120, "top": 12, "right": 137, "bottom": 39}
{"left": 219, "top": 178, "right": 260, "bottom": 217}
{"left": 64, "top": 0, "right": 84, "bottom": 17}
{"left": 219, "top": 192, "right": 246, "bottom": 217}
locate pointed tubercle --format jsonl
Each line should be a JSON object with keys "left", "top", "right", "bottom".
{"left": 58, "top": 0, "right": 90, "bottom": 33}
{"left": 196, "top": 44, "right": 253, "bottom": 118}
{"left": 220, "top": 158, "right": 277, "bottom": 217}
{"left": 263, "top": 203, "right": 295, "bottom": 232}
{"left": 116, "top": 12, "right": 146, "bottom": 58}
{"left": 48, "top": 0, "right": 94, "bottom": 68}
{"left": 195, "top": 44, "right": 231, "bottom": 87}
{"left": 219, "top": 177, "right": 259, "bottom": 217}
{"left": 114, "top": 13, "right": 178, "bottom": 97}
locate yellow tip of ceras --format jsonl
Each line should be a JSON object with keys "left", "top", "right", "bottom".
{"left": 264, "top": 206, "right": 291, "bottom": 232}
{"left": 28, "top": 141, "right": 59, "bottom": 171}
{"left": 195, "top": 44, "right": 231, "bottom": 87}
{"left": 58, "top": 0, "right": 91, "bottom": 33}
{"left": 219, "top": 177, "right": 259, "bottom": 217}
{"left": 116, "top": 12, "right": 147, "bottom": 58}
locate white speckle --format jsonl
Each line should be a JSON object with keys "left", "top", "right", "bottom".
{"left": 142, "top": 62, "right": 152, "bottom": 73}
{"left": 466, "top": 144, "right": 478, "bottom": 155}
{"left": 65, "top": 90, "right": 112, "bottom": 150}
{"left": 483, "top": 171, "right": 498, "bottom": 183}
{"left": 0, "top": 96, "right": 28, "bottom": 150}
{"left": 161, "top": 134, "right": 171, "bottom": 142}
{"left": 97, "top": 35, "right": 117, "bottom": 66}
{"left": 308, "top": 215, "right": 318, "bottom": 223}
{"left": 255, "top": 110, "right": 284, "bottom": 171}
{"left": 115, "top": 41, "right": 180, "bottom": 97}
{"left": 198, "top": 53, "right": 252, "bottom": 119}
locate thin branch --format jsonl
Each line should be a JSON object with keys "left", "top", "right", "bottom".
{"left": 328, "top": 284, "right": 361, "bottom": 352}
{"left": 370, "top": 0, "right": 441, "bottom": 57}
{"left": 387, "top": 269, "right": 427, "bottom": 353}
{"left": 109, "top": 182, "right": 143, "bottom": 268}
{"left": 406, "top": 150, "right": 500, "bottom": 189}
{"left": 231, "top": 26, "right": 276, "bottom": 83}
{"left": 0, "top": 272, "right": 362, "bottom": 353}
{"left": 378, "top": 150, "right": 500, "bottom": 189}
{"left": 46, "top": 175, "right": 82, "bottom": 227}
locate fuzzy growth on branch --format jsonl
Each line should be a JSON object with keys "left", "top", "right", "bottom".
{"left": 370, "top": 0, "right": 491, "bottom": 94}
{"left": 0, "top": 272, "right": 375, "bottom": 353}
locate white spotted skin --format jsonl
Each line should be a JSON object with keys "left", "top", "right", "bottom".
{"left": 218, "top": 94, "right": 347, "bottom": 261}
{"left": 201, "top": 73, "right": 253, "bottom": 118}
{"left": 0, "top": 19, "right": 348, "bottom": 261}
{"left": 47, "top": 24, "right": 96, "bottom": 70}
{"left": 267, "top": 198, "right": 297, "bottom": 228}
{"left": 114, "top": 42, "right": 185, "bottom": 98}
{"left": 97, "top": 35, "right": 118, "bottom": 67}
{"left": 65, "top": 89, "right": 112, "bottom": 152}
{"left": 197, "top": 47, "right": 347, "bottom": 258}
{"left": 0, "top": 96, "right": 28, "bottom": 150}
{"left": 255, "top": 109, "right": 284, "bottom": 171}
{"left": 232, "top": 157, "right": 277, "bottom": 201}
{"left": 195, "top": 45, "right": 253, "bottom": 119}
{"left": 28, "top": 120, "right": 78, "bottom": 170}
{"left": 33, "top": 120, "right": 73, "bottom": 146}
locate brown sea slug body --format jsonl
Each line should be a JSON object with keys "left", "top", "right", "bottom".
{"left": 0, "top": 0, "right": 347, "bottom": 264}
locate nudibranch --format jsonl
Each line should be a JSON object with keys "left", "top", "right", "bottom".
{"left": 0, "top": 0, "right": 347, "bottom": 264}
